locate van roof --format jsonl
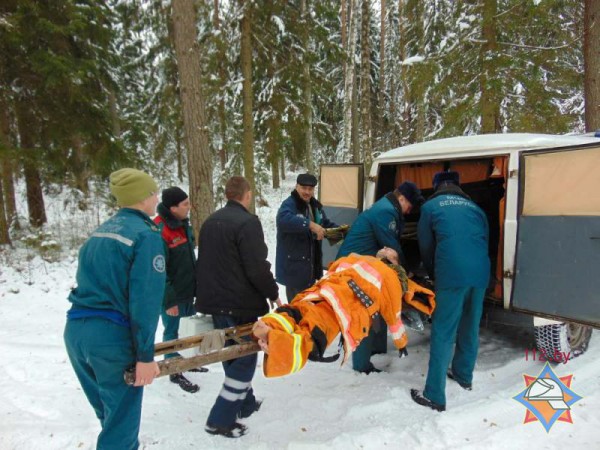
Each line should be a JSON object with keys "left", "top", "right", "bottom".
{"left": 375, "top": 133, "right": 600, "bottom": 163}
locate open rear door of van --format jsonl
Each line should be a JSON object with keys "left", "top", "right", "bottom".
{"left": 511, "top": 143, "right": 600, "bottom": 327}
{"left": 319, "top": 164, "right": 364, "bottom": 267}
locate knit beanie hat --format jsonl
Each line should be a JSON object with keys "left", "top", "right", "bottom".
{"left": 109, "top": 168, "right": 158, "bottom": 207}
{"left": 432, "top": 170, "right": 460, "bottom": 191}
{"left": 397, "top": 181, "right": 425, "bottom": 207}
{"left": 162, "top": 186, "right": 189, "bottom": 209}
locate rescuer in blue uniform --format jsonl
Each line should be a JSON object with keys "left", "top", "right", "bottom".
{"left": 337, "top": 181, "right": 424, "bottom": 374}
{"left": 64, "top": 168, "right": 166, "bottom": 449}
{"left": 411, "top": 171, "right": 490, "bottom": 412}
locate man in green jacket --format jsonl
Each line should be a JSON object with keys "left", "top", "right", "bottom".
{"left": 154, "top": 187, "right": 206, "bottom": 393}
{"left": 64, "top": 168, "right": 165, "bottom": 450}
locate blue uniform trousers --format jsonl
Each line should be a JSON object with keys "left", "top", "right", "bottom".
{"left": 64, "top": 318, "right": 143, "bottom": 450}
{"left": 352, "top": 316, "right": 388, "bottom": 372}
{"left": 206, "top": 314, "right": 259, "bottom": 428}
{"left": 423, "top": 287, "right": 485, "bottom": 406}
{"left": 161, "top": 303, "right": 195, "bottom": 359}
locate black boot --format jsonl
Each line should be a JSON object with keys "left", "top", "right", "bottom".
{"left": 447, "top": 369, "right": 472, "bottom": 390}
{"left": 170, "top": 373, "right": 200, "bottom": 393}
{"left": 410, "top": 389, "right": 445, "bottom": 412}
{"left": 205, "top": 422, "right": 248, "bottom": 438}
{"left": 238, "top": 400, "right": 262, "bottom": 419}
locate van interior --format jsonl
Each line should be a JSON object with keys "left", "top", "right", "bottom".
{"left": 375, "top": 156, "right": 509, "bottom": 302}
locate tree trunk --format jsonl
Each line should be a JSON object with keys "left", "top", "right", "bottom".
{"left": 214, "top": 0, "right": 227, "bottom": 169}
{"left": 16, "top": 101, "right": 46, "bottom": 228}
{"left": 71, "top": 135, "right": 90, "bottom": 198}
{"left": 378, "top": 0, "right": 386, "bottom": 151}
{"left": 301, "top": 0, "right": 314, "bottom": 173}
{"left": 480, "top": 0, "right": 501, "bottom": 133}
{"left": 0, "top": 176, "right": 10, "bottom": 245}
{"left": 341, "top": 0, "right": 348, "bottom": 78}
{"left": 266, "top": 48, "right": 281, "bottom": 189}
{"left": 0, "top": 92, "right": 18, "bottom": 230}
{"left": 0, "top": 101, "right": 12, "bottom": 244}
{"left": 240, "top": 2, "right": 256, "bottom": 212}
{"left": 343, "top": 0, "right": 359, "bottom": 157}
{"left": 360, "top": 0, "right": 373, "bottom": 170}
{"left": 584, "top": 0, "right": 600, "bottom": 132}
{"left": 398, "top": 0, "right": 411, "bottom": 145}
{"left": 171, "top": 0, "right": 214, "bottom": 234}
{"left": 0, "top": 158, "right": 17, "bottom": 230}
{"left": 176, "top": 128, "right": 184, "bottom": 182}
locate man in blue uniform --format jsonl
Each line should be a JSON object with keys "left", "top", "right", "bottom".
{"left": 337, "top": 181, "right": 424, "bottom": 374}
{"left": 64, "top": 168, "right": 166, "bottom": 450}
{"left": 411, "top": 170, "right": 490, "bottom": 412}
{"left": 276, "top": 173, "right": 338, "bottom": 301}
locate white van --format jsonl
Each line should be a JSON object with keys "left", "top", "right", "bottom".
{"left": 320, "top": 133, "right": 600, "bottom": 360}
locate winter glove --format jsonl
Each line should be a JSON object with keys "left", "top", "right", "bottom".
{"left": 398, "top": 347, "right": 408, "bottom": 358}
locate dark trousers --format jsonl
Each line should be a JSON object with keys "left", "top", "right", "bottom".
{"left": 423, "top": 287, "right": 485, "bottom": 406}
{"left": 351, "top": 316, "right": 388, "bottom": 372}
{"left": 206, "top": 314, "right": 259, "bottom": 427}
{"left": 161, "top": 302, "right": 195, "bottom": 359}
{"left": 64, "top": 318, "right": 142, "bottom": 450}
{"left": 285, "top": 285, "right": 304, "bottom": 303}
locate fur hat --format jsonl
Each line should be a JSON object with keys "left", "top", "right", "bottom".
{"left": 109, "top": 168, "right": 158, "bottom": 207}
{"left": 296, "top": 173, "right": 318, "bottom": 187}
{"left": 432, "top": 171, "right": 460, "bottom": 191}
{"left": 162, "top": 186, "right": 188, "bottom": 209}
{"left": 397, "top": 181, "right": 424, "bottom": 207}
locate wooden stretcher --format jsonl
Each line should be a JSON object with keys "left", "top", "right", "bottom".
{"left": 124, "top": 323, "right": 258, "bottom": 385}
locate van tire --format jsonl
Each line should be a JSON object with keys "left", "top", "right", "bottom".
{"left": 534, "top": 323, "right": 593, "bottom": 362}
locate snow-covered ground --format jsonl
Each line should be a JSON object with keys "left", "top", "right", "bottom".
{"left": 1, "top": 176, "right": 599, "bottom": 450}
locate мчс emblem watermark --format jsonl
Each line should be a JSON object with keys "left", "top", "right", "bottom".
{"left": 513, "top": 362, "right": 582, "bottom": 432}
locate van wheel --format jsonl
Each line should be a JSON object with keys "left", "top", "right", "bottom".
{"left": 534, "top": 323, "right": 593, "bottom": 362}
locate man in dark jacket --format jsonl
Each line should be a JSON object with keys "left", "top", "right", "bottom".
{"left": 154, "top": 187, "right": 205, "bottom": 394}
{"left": 337, "top": 181, "right": 424, "bottom": 374}
{"left": 411, "top": 171, "right": 490, "bottom": 412}
{"left": 276, "top": 173, "right": 338, "bottom": 301}
{"left": 196, "top": 176, "right": 280, "bottom": 438}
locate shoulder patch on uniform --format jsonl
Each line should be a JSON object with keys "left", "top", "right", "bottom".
{"left": 153, "top": 255, "right": 166, "bottom": 273}
{"left": 388, "top": 219, "right": 397, "bottom": 231}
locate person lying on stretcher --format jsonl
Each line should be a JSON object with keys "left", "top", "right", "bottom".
{"left": 252, "top": 249, "right": 436, "bottom": 378}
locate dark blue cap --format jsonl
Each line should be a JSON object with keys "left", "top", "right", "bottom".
{"left": 297, "top": 173, "right": 318, "bottom": 186}
{"left": 432, "top": 171, "right": 460, "bottom": 191}
{"left": 397, "top": 181, "right": 424, "bottom": 207}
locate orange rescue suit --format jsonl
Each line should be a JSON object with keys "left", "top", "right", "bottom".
{"left": 260, "top": 254, "right": 435, "bottom": 377}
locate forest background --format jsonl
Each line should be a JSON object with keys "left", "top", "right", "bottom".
{"left": 0, "top": 0, "right": 599, "bottom": 252}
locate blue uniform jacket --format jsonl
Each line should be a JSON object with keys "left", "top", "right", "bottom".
{"left": 417, "top": 186, "right": 490, "bottom": 289}
{"left": 337, "top": 193, "right": 406, "bottom": 263}
{"left": 276, "top": 191, "right": 337, "bottom": 289}
{"left": 68, "top": 208, "right": 166, "bottom": 362}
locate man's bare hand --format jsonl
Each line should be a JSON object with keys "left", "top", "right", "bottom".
{"left": 309, "top": 222, "right": 325, "bottom": 240}
{"left": 252, "top": 320, "right": 272, "bottom": 353}
{"left": 134, "top": 361, "right": 160, "bottom": 387}
{"left": 166, "top": 305, "right": 179, "bottom": 316}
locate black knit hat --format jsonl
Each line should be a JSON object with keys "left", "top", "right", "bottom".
{"left": 296, "top": 173, "right": 318, "bottom": 186}
{"left": 396, "top": 181, "right": 425, "bottom": 207}
{"left": 162, "top": 186, "right": 188, "bottom": 209}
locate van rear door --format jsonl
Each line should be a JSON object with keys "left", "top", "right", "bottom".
{"left": 319, "top": 164, "right": 364, "bottom": 267}
{"left": 511, "top": 143, "right": 600, "bottom": 326}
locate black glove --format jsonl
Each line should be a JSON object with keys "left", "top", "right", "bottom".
{"left": 398, "top": 347, "right": 408, "bottom": 358}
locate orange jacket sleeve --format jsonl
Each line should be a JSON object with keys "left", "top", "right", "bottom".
{"left": 260, "top": 312, "right": 313, "bottom": 378}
